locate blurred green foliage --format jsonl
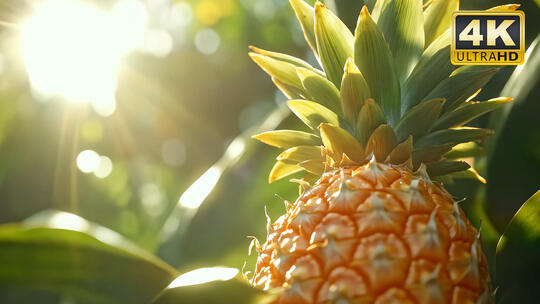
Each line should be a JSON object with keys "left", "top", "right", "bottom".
{"left": 0, "top": 0, "right": 538, "bottom": 303}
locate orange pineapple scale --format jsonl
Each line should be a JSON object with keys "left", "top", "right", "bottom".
{"left": 251, "top": 161, "right": 491, "bottom": 304}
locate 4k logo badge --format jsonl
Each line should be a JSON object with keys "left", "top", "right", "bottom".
{"left": 451, "top": 11, "right": 525, "bottom": 65}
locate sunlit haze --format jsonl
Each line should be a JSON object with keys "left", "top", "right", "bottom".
{"left": 19, "top": 0, "right": 148, "bottom": 116}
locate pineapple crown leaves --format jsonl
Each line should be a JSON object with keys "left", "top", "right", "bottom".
{"left": 250, "top": 0, "right": 518, "bottom": 185}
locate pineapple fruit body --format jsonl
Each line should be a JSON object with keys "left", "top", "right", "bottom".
{"left": 247, "top": 0, "right": 518, "bottom": 302}
{"left": 251, "top": 161, "right": 490, "bottom": 303}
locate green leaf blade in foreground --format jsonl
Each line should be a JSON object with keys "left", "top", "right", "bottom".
{"left": 496, "top": 190, "right": 540, "bottom": 304}
{"left": 296, "top": 68, "right": 342, "bottom": 115}
{"left": 287, "top": 99, "right": 339, "bottom": 130}
{"left": 0, "top": 211, "right": 177, "bottom": 304}
{"left": 314, "top": 3, "right": 354, "bottom": 88}
{"left": 377, "top": 0, "right": 424, "bottom": 82}
{"left": 290, "top": 0, "right": 317, "bottom": 54}
{"left": 253, "top": 130, "right": 321, "bottom": 149}
{"left": 423, "top": 0, "right": 458, "bottom": 46}
{"left": 401, "top": 30, "right": 454, "bottom": 113}
{"left": 340, "top": 57, "right": 371, "bottom": 125}
{"left": 153, "top": 269, "right": 273, "bottom": 304}
{"left": 354, "top": 6, "right": 401, "bottom": 126}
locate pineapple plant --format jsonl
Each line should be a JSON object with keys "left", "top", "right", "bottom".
{"left": 247, "top": 0, "right": 519, "bottom": 303}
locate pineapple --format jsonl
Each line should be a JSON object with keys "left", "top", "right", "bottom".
{"left": 248, "top": 1, "right": 518, "bottom": 303}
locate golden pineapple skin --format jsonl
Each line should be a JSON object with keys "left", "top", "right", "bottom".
{"left": 251, "top": 161, "right": 491, "bottom": 304}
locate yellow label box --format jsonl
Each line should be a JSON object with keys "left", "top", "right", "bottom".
{"left": 451, "top": 11, "right": 525, "bottom": 65}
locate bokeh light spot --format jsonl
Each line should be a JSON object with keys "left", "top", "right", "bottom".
{"left": 194, "top": 29, "right": 220, "bottom": 55}
{"left": 94, "top": 156, "right": 113, "bottom": 178}
{"left": 76, "top": 150, "right": 100, "bottom": 173}
{"left": 161, "top": 138, "right": 186, "bottom": 167}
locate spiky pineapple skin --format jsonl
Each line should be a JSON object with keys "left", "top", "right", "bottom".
{"left": 251, "top": 161, "right": 491, "bottom": 304}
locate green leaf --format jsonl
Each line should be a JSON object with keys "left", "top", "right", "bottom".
{"left": 446, "top": 167, "right": 486, "bottom": 184}
{"left": 296, "top": 68, "right": 342, "bottom": 114}
{"left": 487, "top": 34, "right": 540, "bottom": 160}
{"left": 365, "top": 124, "right": 397, "bottom": 162}
{"left": 395, "top": 98, "right": 445, "bottom": 142}
{"left": 426, "top": 160, "right": 470, "bottom": 177}
{"left": 153, "top": 270, "right": 273, "bottom": 304}
{"left": 354, "top": 6, "right": 401, "bottom": 126}
{"left": 401, "top": 30, "right": 454, "bottom": 113}
{"left": 496, "top": 190, "right": 540, "bottom": 303}
{"left": 423, "top": 0, "right": 458, "bottom": 46}
{"left": 249, "top": 53, "right": 304, "bottom": 91}
{"left": 298, "top": 160, "right": 326, "bottom": 176}
{"left": 253, "top": 130, "right": 320, "bottom": 149}
{"left": 414, "top": 127, "right": 494, "bottom": 148}
{"left": 287, "top": 99, "right": 339, "bottom": 130}
{"left": 249, "top": 46, "right": 323, "bottom": 76}
{"left": 377, "top": 0, "right": 425, "bottom": 82}
{"left": 0, "top": 211, "right": 177, "bottom": 304}
{"left": 356, "top": 98, "right": 386, "bottom": 146}
{"left": 412, "top": 144, "right": 453, "bottom": 167}
{"left": 425, "top": 65, "right": 499, "bottom": 113}
{"left": 269, "top": 161, "right": 304, "bottom": 183}
{"left": 272, "top": 78, "right": 305, "bottom": 99}
{"left": 340, "top": 57, "right": 371, "bottom": 125}
{"left": 314, "top": 2, "right": 354, "bottom": 87}
{"left": 387, "top": 135, "right": 413, "bottom": 165}
{"left": 320, "top": 123, "right": 364, "bottom": 163}
{"left": 277, "top": 146, "right": 323, "bottom": 163}
{"left": 290, "top": 0, "right": 318, "bottom": 54}
{"left": 487, "top": 4, "right": 521, "bottom": 12}
{"left": 444, "top": 142, "right": 484, "bottom": 159}
{"left": 433, "top": 97, "right": 513, "bottom": 130}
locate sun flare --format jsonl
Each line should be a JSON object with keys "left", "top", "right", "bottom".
{"left": 19, "top": 0, "right": 148, "bottom": 116}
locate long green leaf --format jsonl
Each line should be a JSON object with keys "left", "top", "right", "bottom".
{"left": 272, "top": 78, "right": 305, "bottom": 99}
{"left": 340, "top": 57, "right": 371, "bottom": 125}
{"left": 314, "top": 2, "right": 354, "bottom": 87}
{"left": 290, "top": 0, "right": 318, "bottom": 54}
{"left": 365, "top": 124, "right": 397, "bottom": 162}
{"left": 413, "top": 144, "right": 453, "bottom": 167}
{"left": 354, "top": 6, "right": 401, "bottom": 126}
{"left": 287, "top": 99, "right": 339, "bottom": 130}
{"left": 426, "top": 160, "right": 470, "bottom": 177}
{"left": 356, "top": 98, "right": 386, "bottom": 146}
{"left": 249, "top": 46, "right": 323, "bottom": 76}
{"left": 444, "top": 142, "right": 484, "bottom": 159}
{"left": 414, "top": 127, "right": 494, "bottom": 148}
{"left": 487, "top": 34, "right": 540, "bottom": 160}
{"left": 496, "top": 191, "right": 540, "bottom": 303}
{"left": 320, "top": 123, "right": 364, "bottom": 163}
{"left": 277, "top": 146, "right": 323, "bottom": 163}
{"left": 423, "top": 0, "right": 458, "bottom": 46}
{"left": 0, "top": 211, "right": 177, "bottom": 304}
{"left": 401, "top": 29, "right": 453, "bottom": 113}
{"left": 296, "top": 67, "right": 342, "bottom": 114}
{"left": 426, "top": 65, "right": 499, "bottom": 113}
{"left": 249, "top": 53, "right": 304, "bottom": 91}
{"left": 395, "top": 98, "right": 444, "bottom": 142}
{"left": 269, "top": 161, "right": 304, "bottom": 183}
{"left": 433, "top": 97, "right": 513, "bottom": 130}
{"left": 253, "top": 130, "right": 320, "bottom": 149}
{"left": 377, "top": 0, "right": 424, "bottom": 82}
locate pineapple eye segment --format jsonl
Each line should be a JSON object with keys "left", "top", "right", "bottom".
{"left": 18, "top": 0, "right": 148, "bottom": 116}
